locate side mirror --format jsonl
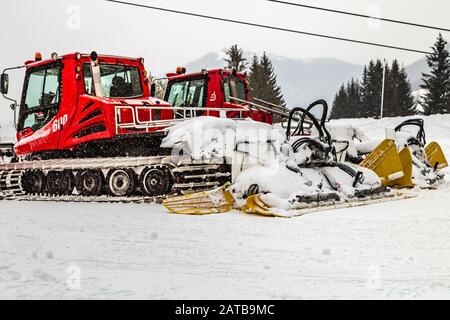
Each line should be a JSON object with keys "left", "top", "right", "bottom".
{"left": 1, "top": 73, "right": 9, "bottom": 95}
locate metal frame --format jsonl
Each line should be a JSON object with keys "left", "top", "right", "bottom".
{"left": 114, "top": 96, "right": 316, "bottom": 134}
{"left": 229, "top": 97, "right": 286, "bottom": 117}
{"left": 114, "top": 105, "right": 251, "bottom": 134}
{"left": 230, "top": 96, "right": 314, "bottom": 129}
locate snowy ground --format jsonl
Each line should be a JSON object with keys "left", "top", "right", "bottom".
{"left": 0, "top": 121, "right": 15, "bottom": 143}
{"left": 1, "top": 115, "right": 450, "bottom": 300}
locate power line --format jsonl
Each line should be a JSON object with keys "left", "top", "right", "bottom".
{"left": 105, "top": 0, "right": 432, "bottom": 55}
{"left": 267, "top": 0, "right": 450, "bottom": 33}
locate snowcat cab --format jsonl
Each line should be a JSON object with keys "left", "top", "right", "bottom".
{"left": 0, "top": 52, "right": 178, "bottom": 159}
{"left": 161, "top": 68, "right": 274, "bottom": 124}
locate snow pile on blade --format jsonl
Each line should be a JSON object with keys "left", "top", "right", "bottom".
{"left": 161, "top": 116, "right": 284, "bottom": 162}
{"left": 314, "top": 123, "right": 371, "bottom": 159}
{"left": 230, "top": 154, "right": 383, "bottom": 212}
{"left": 230, "top": 159, "right": 320, "bottom": 206}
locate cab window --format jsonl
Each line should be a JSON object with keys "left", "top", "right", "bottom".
{"left": 224, "top": 77, "right": 246, "bottom": 104}
{"left": 166, "top": 78, "right": 207, "bottom": 108}
{"left": 83, "top": 63, "right": 143, "bottom": 98}
{"left": 19, "top": 62, "right": 61, "bottom": 131}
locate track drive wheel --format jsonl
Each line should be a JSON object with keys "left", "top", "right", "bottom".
{"left": 22, "top": 170, "right": 46, "bottom": 194}
{"left": 106, "top": 168, "right": 136, "bottom": 197}
{"left": 139, "top": 166, "right": 172, "bottom": 197}
{"left": 47, "top": 170, "right": 74, "bottom": 195}
{"left": 75, "top": 170, "right": 104, "bottom": 196}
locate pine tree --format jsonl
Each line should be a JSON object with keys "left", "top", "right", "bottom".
{"left": 361, "top": 60, "right": 384, "bottom": 118}
{"left": 330, "top": 79, "right": 363, "bottom": 119}
{"left": 248, "top": 52, "right": 286, "bottom": 122}
{"left": 224, "top": 44, "right": 247, "bottom": 72}
{"left": 384, "top": 60, "right": 397, "bottom": 117}
{"left": 248, "top": 55, "right": 262, "bottom": 99}
{"left": 334, "top": 59, "right": 414, "bottom": 119}
{"left": 346, "top": 78, "right": 362, "bottom": 118}
{"left": 360, "top": 65, "right": 370, "bottom": 117}
{"left": 382, "top": 60, "right": 414, "bottom": 117}
{"left": 421, "top": 33, "right": 450, "bottom": 114}
{"left": 372, "top": 59, "right": 385, "bottom": 118}
{"left": 259, "top": 52, "right": 285, "bottom": 107}
{"left": 330, "top": 84, "right": 348, "bottom": 119}
{"left": 397, "top": 65, "right": 414, "bottom": 116}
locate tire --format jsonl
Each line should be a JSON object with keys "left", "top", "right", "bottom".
{"left": 22, "top": 170, "right": 46, "bottom": 194}
{"left": 46, "top": 170, "right": 74, "bottom": 195}
{"left": 106, "top": 168, "right": 136, "bottom": 197}
{"left": 75, "top": 170, "right": 104, "bottom": 196}
{"left": 139, "top": 167, "right": 172, "bottom": 197}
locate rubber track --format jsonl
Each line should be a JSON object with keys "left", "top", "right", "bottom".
{"left": 0, "top": 156, "right": 231, "bottom": 202}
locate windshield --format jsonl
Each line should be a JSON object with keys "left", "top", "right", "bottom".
{"left": 166, "top": 78, "right": 207, "bottom": 108}
{"left": 83, "top": 63, "right": 143, "bottom": 98}
{"left": 224, "top": 77, "right": 246, "bottom": 104}
{"left": 19, "top": 62, "right": 61, "bottom": 131}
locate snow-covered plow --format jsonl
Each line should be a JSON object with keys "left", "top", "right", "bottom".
{"left": 394, "top": 119, "right": 448, "bottom": 186}
{"left": 241, "top": 191, "right": 415, "bottom": 218}
{"left": 426, "top": 142, "right": 448, "bottom": 170}
{"left": 339, "top": 118, "right": 448, "bottom": 189}
{"left": 163, "top": 183, "right": 235, "bottom": 215}
{"left": 359, "top": 139, "right": 412, "bottom": 188}
{"left": 162, "top": 100, "right": 418, "bottom": 217}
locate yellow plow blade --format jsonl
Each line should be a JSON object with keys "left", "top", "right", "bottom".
{"left": 425, "top": 142, "right": 448, "bottom": 170}
{"left": 243, "top": 193, "right": 417, "bottom": 218}
{"left": 162, "top": 184, "right": 235, "bottom": 215}
{"left": 391, "top": 147, "right": 414, "bottom": 188}
{"left": 359, "top": 139, "right": 405, "bottom": 187}
{"left": 243, "top": 195, "right": 282, "bottom": 217}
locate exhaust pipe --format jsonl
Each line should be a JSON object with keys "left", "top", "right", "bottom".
{"left": 90, "top": 51, "right": 104, "bottom": 98}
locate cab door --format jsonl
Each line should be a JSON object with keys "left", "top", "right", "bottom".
{"left": 14, "top": 61, "right": 63, "bottom": 156}
{"left": 165, "top": 77, "right": 208, "bottom": 118}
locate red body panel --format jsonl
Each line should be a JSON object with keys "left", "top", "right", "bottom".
{"left": 14, "top": 53, "right": 171, "bottom": 157}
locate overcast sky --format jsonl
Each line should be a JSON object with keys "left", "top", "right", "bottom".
{"left": 1, "top": 0, "right": 450, "bottom": 119}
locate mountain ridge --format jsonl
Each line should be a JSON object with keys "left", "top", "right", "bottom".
{"left": 183, "top": 50, "right": 428, "bottom": 107}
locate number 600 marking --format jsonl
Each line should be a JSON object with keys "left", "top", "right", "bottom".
{"left": 52, "top": 114, "right": 68, "bottom": 133}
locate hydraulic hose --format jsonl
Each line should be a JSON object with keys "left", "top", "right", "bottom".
{"left": 301, "top": 99, "right": 332, "bottom": 144}
{"left": 286, "top": 107, "right": 324, "bottom": 142}
{"left": 394, "top": 118, "right": 426, "bottom": 146}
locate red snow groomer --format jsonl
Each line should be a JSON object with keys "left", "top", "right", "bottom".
{"left": 160, "top": 67, "right": 274, "bottom": 124}
{"left": 0, "top": 52, "right": 283, "bottom": 201}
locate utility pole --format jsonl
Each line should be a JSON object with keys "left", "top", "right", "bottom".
{"left": 380, "top": 59, "right": 387, "bottom": 119}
